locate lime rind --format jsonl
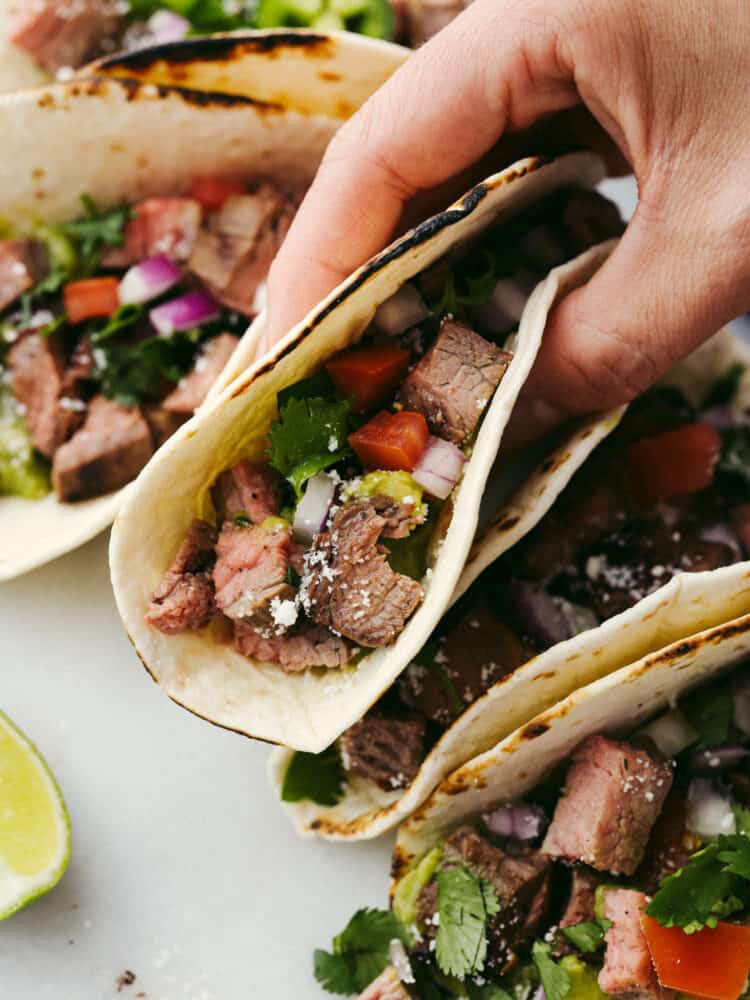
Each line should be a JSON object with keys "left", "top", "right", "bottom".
{"left": 0, "top": 711, "right": 71, "bottom": 920}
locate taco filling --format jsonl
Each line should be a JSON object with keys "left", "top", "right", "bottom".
{"left": 145, "top": 187, "right": 624, "bottom": 672}
{"left": 0, "top": 179, "right": 297, "bottom": 504}
{"left": 319, "top": 660, "right": 750, "bottom": 1000}
{"left": 281, "top": 361, "right": 750, "bottom": 799}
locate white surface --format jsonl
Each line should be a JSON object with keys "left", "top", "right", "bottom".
{"left": 0, "top": 533, "right": 390, "bottom": 998}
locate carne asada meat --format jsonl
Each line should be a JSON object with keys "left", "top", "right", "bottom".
{"left": 398, "top": 319, "right": 511, "bottom": 445}
{"left": 145, "top": 519, "right": 218, "bottom": 635}
{"left": 340, "top": 714, "right": 426, "bottom": 791}
{"left": 542, "top": 735, "right": 673, "bottom": 876}
{"left": 419, "top": 827, "right": 551, "bottom": 973}
{"left": 212, "top": 523, "right": 293, "bottom": 629}
{"left": 212, "top": 460, "right": 281, "bottom": 525}
{"left": 0, "top": 239, "right": 48, "bottom": 312}
{"left": 400, "top": 606, "right": 531, "bottom": 727}
{"left": 559, "top": 866, "right": 602, "bottom": 929}
{"left": 9, "top": 0, "right": 124, "bottom": 73}
{"left": 634, "top": 790, "right": 700, "bottom": 894}
{"left": 51, "top": 395, "right": 153, "bottom": 502}
{"left": 161, "top": 333, "right": 240, "bottom": 415}
{"left": 302, "top": 497, "right": 424, "bottom": 647}
{"left": 234, "top": 620, "right": 351, "bottom": 672}
{"left": 102, "top": 197, "right": 202, "bottom": 268}
{"left": 599, "top": 890, "right": 667, "bottom": 1000}
{"left": 8, "top": 331, "right": 85, "bottom": 458}
{"left": 143, "top": 405, "right": 190, "bottom": 450}
{"left": 188, "top": 187, "right": 294, "bottom": 314}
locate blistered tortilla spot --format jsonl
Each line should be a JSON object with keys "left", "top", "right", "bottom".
{"left": 37, "top": 93, "right": 55, "bottom": 110}
{"left": 31, "top": 168, "right": 45, "bottom": 181}
{"left": 533, "top": 671, "right": 557, "bottom": 682}
{"left": 33, "top": 189, "right": 47, "bottom": 201}
{"left": 336, "top": 100, "right": 355, "bottom": 118}
{"left": 520, "top": 721, "right": 549, "bottom": 739}
{"left": 319, "top": 70, "right": 342, "bottom": 82}
{"left": 494, "top": 514, "right": 521, "bottom": 532}
{"left": 391, "top": 848, "right": 409, "bottom": 882}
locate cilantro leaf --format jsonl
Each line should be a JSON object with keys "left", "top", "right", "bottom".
{"left": 61, "top": 196, "right": 132, "bottom": 274}
{"left": 90, "top": 304, "right": 145, "bottom": 344}
{"left": 281, "top": 745, "right": 345, "bottom": 807}
{"left": 681, "top": 681, "right": 734, "bottom": 751}
{"left": 267, "top": 394, "right": 354, "bottom": 498}
{"left": 313, "top": 908, "right": 410, "bottom": 995}
{"left": 560, "top": 919, "right": 611, "bottom": 954}
{"left": 383, "top": 513, "right": 436, "bottom": 581}
{"left": 734, "top": 805, "right": 750, "bottom": 837}
{"left": 647, "top": 835, "right": 750, "bottom": 932}
{"left": 92, "top": 330, "right": 201, "bottom": 406}
{"left": 128, "top": 0, "right": 254, "bottom": 31}
{"left": 435, "top": 866, "right": 499, "bottom": 980}
{"left": 531, "top": 942, "right": 571, "bottom": 1000}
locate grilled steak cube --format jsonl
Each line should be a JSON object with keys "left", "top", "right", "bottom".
{"left": 419, "top": 827, "right": 551, "bottom": 973}
{"left": 188, "top": 188, "right": 293, "bottom": 314}
{"left": 145, "top": 519, "right": 218, "bottom": 635}
{"left": 340, "top": 714, "right": 426, "bottom": 791}
{"left": 302, "top": 498, "right": 424, "bottom": 648}
{"left": 397, "top": 318, "right": 511, "bottom": 445}
{"left": 234, "top": 621, "right": 351, "bottom": 672}
{"left": 8, "top": 331, "right": 84, "bottom": 458}
{"left": 542, "top": 736, "right": 673, "bottom": 876}
{"left": 400, "top": 607, "right": 531, "bottom": 727}
{"left": 599, "top": 890, "right": 666, "bottom": 1000}
{"left": 212, "top": 523, "right": 293, "bottom": 629}
{"left": 143, "top": 405, "right": 189, "bottom": 449}
{"left": 559, "top": 866, "right": 601, "bottom": 929}
{"left": 161, "top": 333, "right": 239, "bottom": 415}
{"left": 51, "top": 395, "right": 153, "bottom": 501}
{"left": 0, "top": 239, "right": 48, "bottom": 312}
{"left": 212, "top": 460, "right": 281, "bottom": 525}
{"left": 9, "top": 0, "right": 123, "bottom": 72}
{"left": 102, "top": 197, "right": 202, "bottom": 267}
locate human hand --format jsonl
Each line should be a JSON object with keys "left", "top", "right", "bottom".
{"left": 265, "top": 0, "right": 750, "bottom": 442}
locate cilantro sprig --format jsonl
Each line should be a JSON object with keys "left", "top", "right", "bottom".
{"left": 267, "top": 392, "right": 356, "bottom": 498}
{"left": 647, "top": 834, "right": 750, "bottom": 933}
{"left": 281, "top": 745, "right": 345, "bottom": 807}
{"left": 531, "top": 942, "right": 571, "bottom": 1000}
{"left": 61, "top": 195, "right": 132, "bottom": 275}
{"left": 435, "top": 866, "right": 500, "bottom": 980}
{"left": 681, "top": 681, "right": 734, "bottom": 751}
{"left": 313, "top": 908, "right": 411, "bottom": 995}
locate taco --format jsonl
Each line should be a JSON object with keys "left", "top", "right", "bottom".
{"left": 110, "top": 152, "right": 623, "bottom": 753}
{"left": 316, "top": 611, "right": 750, "bottom": 1000}
{"left": 0, "top": 30, "right": 407, "bottom": 581}
{"left": 0, "top": 0, "right": 445, "bottom": 89}
{"left": 270, "top": 327, "right": 750, "bottom": 838}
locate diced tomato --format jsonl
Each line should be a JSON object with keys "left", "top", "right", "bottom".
{"left": 626, "top": 422, "right": 722, "bottom": 507}
{"left": 64, "top": 277, "right": 120, "bottom": 324}
{"left": 642, "top": 915, "right": 750, "bottom": 1000}
{"left": 349, "top": 410, "right": 429, "bottom": 472}
{"left": 190, "top": 177, "right": 248, "bottom": 212}
{"left": 326, "top": 344, "right": 411, "bottom": 412}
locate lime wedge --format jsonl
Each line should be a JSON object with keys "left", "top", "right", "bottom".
{"left": 0, "top": 711, "right": 70, "bottom": 919}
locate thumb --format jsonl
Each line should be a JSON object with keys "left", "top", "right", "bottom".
{"left": 505, "top": 180, "right": 750, "bottom": 447}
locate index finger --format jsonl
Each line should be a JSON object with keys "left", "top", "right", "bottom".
{"left": 264, "top": 0, "right": 579, "bottom": 345}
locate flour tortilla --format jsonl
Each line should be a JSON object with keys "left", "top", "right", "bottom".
{"left": 110, "top": 152, "right": 608, "bottom": 754}
{"left": 0, "top": 31, "right": 407, "bottom": 582}
{"left": 392, "top": 605, "right": 750, "bottom": 882}
{"left": 269, "top": 327, "right": 750, "bottom": 838}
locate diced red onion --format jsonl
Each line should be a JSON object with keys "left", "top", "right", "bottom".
{"left": 119, "top": 254, "right": 183, "bottom": 306}
{"left": 734, "top": 670, "right": 750, "bottom": 737}
{"left": 412, "top": 436, "right": 466, "bottom": 500}
{"left": 146, "top": 10, "right": 191, "bottom": 43}
{"left": 699, "top": 522, "right": 743, "bottom": 561}
{"left": 686, "top": 778, "right": 736, "bottom": 838}
{"left": 150, "top": 290, "right": 220, "bottom": 336}
{"left": 484, "top": 802, "right": 547, "bottom": 842}
{"left": 690, "top": 744, "right": 749, "bottom": 774}
{"left": 374, "top": 284, "right": 430, "bottom": 337}
{"left": 293, "top": 472, "right": 336, "bottom": 544}
{"left": 639, "top": 710, "right": 698, "bottom": 759}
